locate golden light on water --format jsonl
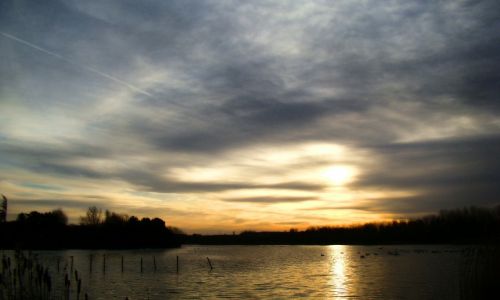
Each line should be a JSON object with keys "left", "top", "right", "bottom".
{"left": 329, "top": 245, "right": 350, "bottom": 296}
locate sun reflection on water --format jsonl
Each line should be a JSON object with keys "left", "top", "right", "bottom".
{"left": 329, "top": 245, "right": 350, "bottom": 297}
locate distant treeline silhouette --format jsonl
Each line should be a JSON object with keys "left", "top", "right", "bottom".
{"left": 0, "top": 206, "right": 180, "bottom": 249}
{"left": 184, "top": 206, "right": 500, "bottom": 245}
{"left": 2, "top": 205, "right": 500, "bottom": 248}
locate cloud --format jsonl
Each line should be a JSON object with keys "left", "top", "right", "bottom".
{"left": 221, "top": 196, "right": 316, "bottom": 204}
{"left": 116, "top": 170, "right": 327, "bottom": 193}
{"left": 1, "top": 139, "right": 328, "bottom": 193}
{"left": 12, "top": 198, "right": 99, "bottom": 210}
{"left": 1, "top": 0, "right": 500, "bottom": 231}
{"left": 348, "top": 134, "right": 500, "bottom": 212}
{"left": 355, "top": 134, "right": 500, "bottom": 189}
{"left": 0, "top": 32, "right": 153, "bottom": 97}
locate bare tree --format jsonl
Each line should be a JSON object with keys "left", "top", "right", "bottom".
{"left": 0, "top": 194, "right": 7, "bottom": 223}
{"left": 80, "top": 206, "right": 103, "bottom": 225}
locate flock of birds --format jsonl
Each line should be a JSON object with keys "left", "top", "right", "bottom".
{"left": 321, "top": 247, "right": 460, "bottom": 259}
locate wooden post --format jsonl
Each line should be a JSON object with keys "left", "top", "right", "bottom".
{"left": 57, "top": 257, "right": 60, "bottom": 272}
{"left": 153, "top": 256, "right": 156, "bottom": 272}
{"left": 140, "top": 257, "right": 143, "bottom": 273}
{"left": 176, "top": 256, "right": 179, "bottom": 274}
{"left": 103, "top": 254, "right": 106, "bottom": 273}
{"left": 121, "top": 256, "right": 124, "bottom": 273}
{"left": 89, "top": 254, "right": 93, "bottom": 273}
{"left": 206, "top": 257, "right": 213, "bottom": 270}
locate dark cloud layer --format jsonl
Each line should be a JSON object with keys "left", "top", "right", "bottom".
{"left": 350, "top": 134, "right": 500, "bottom": 213}
{"left": 357, "top": 135, "right": 500, "bottom": 189}
{"left": 1, "top": 0, "right": 500, "bottom": 224}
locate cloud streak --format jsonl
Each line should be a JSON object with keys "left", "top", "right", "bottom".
{"left": 222, "top": 196, "right": 317, "bottom": 204}
{"left": 0, "top": 31, "right": 152, "bottom": 97}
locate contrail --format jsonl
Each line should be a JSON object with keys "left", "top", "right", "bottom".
{"left": 1, "top": 32, "right": 152, "bottom": 97}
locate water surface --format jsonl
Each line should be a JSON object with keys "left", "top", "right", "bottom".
{"left": 3, "top": 245, "right": 464, "bottom": 299}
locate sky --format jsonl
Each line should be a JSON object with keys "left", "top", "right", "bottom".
{"left": 1, "top": 0, "right": 500, "bottom": 233}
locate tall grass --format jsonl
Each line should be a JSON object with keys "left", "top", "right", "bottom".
{"left": 1, "top": 250, "right": 52, "bottom": 300}
{"left": 0, "top": 250, "right": 89, "bottom": 300}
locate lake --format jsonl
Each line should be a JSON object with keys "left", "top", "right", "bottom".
{"left": 2, "top": 245, "right": 469, "bottom": 299}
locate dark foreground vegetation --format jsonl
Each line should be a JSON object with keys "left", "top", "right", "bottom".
{"left": 0, "top": 205, "right": 180, "bottom": 249}
{"left": 184, "top": 206, "right": 500, "bottom": 245}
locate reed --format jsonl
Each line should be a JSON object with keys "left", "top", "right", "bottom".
{"left": 0, "top": 251, "right": 96, "bottom": 300}
{"left": 0, "top": 250, "right": 54, "bottom": 300}
{"left": 64, "top": 272, "right": 70, "bottom": 300}
{"left": 77, "top": 278, "right": 82, "bottom": 300}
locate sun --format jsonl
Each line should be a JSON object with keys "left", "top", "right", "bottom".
{"left": 323, "top": 165, "right": 356, "bottom": 186}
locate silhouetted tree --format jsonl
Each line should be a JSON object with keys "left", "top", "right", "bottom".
{"left": 80, "top": 206, "right": 103, "bottom": 225}
{"left": 128, "top": 216, "right": 139, "bottom": 224}
{"left": 167, "top": 226, "right": 185, "bottom": 234}
{"left": 0, "top": 207, "right": 180, "bottom": 249}
{"left": 48, "top": 209, "right": 68, "bottom": 225}
{"left": 16, "top": 209, "right": 68, "bottom": 227}
{"left": 0, "top": 194, "right": 7, "bottom": 222}
{"left": 104, "top": 210, "right": 129, "bottom": 226}
{"left": 151, "top": 217, "right": 165, "bottom": 228}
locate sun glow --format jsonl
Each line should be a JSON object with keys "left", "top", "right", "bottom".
{"left": 323, "top": 166, "right": 356, "bottom": 186}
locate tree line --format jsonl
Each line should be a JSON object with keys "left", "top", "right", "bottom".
{"left": 0, "top": 194, "right": 7, "bottom": 223}
{"left": 184, "top": 205, "right": 500, "bottom": 245}
{"left": 0, "top": 206, "right": 180, "bottom": 249}
{"left": 1, "top": 200, "right": 499, "bottom": 248}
